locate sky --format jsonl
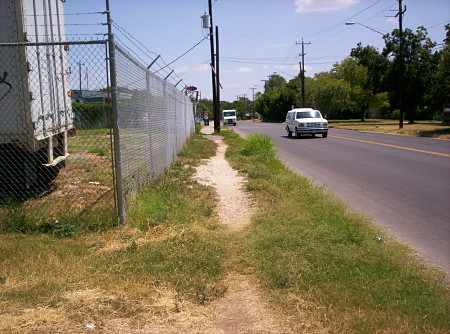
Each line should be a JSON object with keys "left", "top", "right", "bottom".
{"left": 64, "top": 0, "right": 449, "bottom": 102}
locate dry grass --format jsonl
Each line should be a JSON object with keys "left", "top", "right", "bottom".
{"left": 0, "top": 134, "right": 227, "bottom": 333}
{"left": 330, "top": 119, "right": 450, "bottom": 139}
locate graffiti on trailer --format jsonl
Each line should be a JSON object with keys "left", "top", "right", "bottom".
{"left": 0, "top": 71, "right": 13, "bottom": 102}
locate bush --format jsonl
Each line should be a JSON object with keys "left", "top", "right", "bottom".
{"left": 389, "top": 109, "right": 400, "bottom": 120}
{"left": 240, "top": 134, "right": 276, "bottom": 158}
{"left": 72, "top": 103, "right": 112, "bottom": 129}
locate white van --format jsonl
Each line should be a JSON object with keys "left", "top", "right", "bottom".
{"left": 285, "top": 108, "right": 328, "bottom": 138}
{"left": 223, "top": 110, "right": 237, "bottom": 126}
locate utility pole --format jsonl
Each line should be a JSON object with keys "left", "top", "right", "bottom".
{"left": 77, "top": 62, "right": 84, "bottom": 92}
{"left": 261, "top": 79, "right": 268, "bottom": 92}
{"left": 250, "top": 87, "right": 256, "bottom": 117}
{"left": 242, "top": 93, "right": 247, "bottom": 114}
{"left": 250, "top": 87, "right": 256, "bottom": 102}
{"left": 207, "top": 0, "right": 218, "bottom": 132}
{"left": 296, "top": 38, "right": 311, "bottom": 107}
{"left": 396, "top": 0, "right": 406, "bottom": 129}
{"left": 215, "top": 25, "right": 221, "bottom": 132}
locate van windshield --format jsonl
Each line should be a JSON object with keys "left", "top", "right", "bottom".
{"left": 223, "top": 111, "right": 236, "bottom": 117}
{"left": 296, "top": 111, "right": 321, "bottom": 119}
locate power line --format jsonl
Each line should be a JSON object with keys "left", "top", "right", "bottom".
{"left": 154, "top": 36, "right": 208, "bottom": 73}
{"left": 221, "top": 59, "right": 338, "bottom": 65}
{"left": 305, "top": 0, "right": 382, "bottom": 39}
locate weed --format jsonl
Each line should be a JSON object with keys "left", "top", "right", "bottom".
{"left": 239, "top": 133, "right": 276, "bottom": 157}
{"left": 0, "top": 201, "right": 34, "bottom": 233}
{"left": 88, "top": 147, "right": 106, "bottom": 156}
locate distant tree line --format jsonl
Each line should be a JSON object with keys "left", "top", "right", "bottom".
{"left": 252, "top": 24, "right": 449, "bottom": 123}
{"left": 197, "top": 96, "right": 256, "bottom": 120}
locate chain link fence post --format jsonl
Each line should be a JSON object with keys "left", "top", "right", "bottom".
{"left": 106, "top": 0, "right": 125, "bottom": 224}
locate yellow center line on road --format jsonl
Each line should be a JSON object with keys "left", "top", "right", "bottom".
{"left": 329, "top": 135, "right": 450, "bottom": 157}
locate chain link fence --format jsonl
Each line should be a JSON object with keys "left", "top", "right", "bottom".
{"left": 1, "top": 34, "right": 195, "bottom": 228}
{"left": 115, "top": 45, "right": 195, "bottom": 195}
{"left": 0, "top": 40, "right": 117, "bottom": 229}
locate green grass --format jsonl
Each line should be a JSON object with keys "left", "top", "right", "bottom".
{"left": 1, "top": 129, "right": 448, "bottom": 333}
{"left": 126, "top": 134, "right": 225, "bottom": 299}
{"left": 88, "top": 147, "right": 106, "bottom": 156}
{"left": 329, "top": 119, "right": 450, "bottom": 139}
{"left": 222, "top": 130, "right": 449, "bottom": 333}
{"left": 0, "top": 133, "right": 227, "bottom": 332}
{"left": 69, "top": 128, "right": 112, "bottom": 154}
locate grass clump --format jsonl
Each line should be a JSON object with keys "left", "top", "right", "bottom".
{"left": 222, "top": 130, "right": 450, "bottom": 334}
{"left": 88, "top": 147, "right": 106, "bottom": 156}
{"left": 0, "top": 201, "right": 116, "bottom": 237}
{"left": 239, "top": 133, "right": 276, "bottom": 157}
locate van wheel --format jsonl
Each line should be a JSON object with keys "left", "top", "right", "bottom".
{"left": 295, "top": 128, "right": 301, "bottom": 139}
{"left": 322, "top": 132, "right": 328, "bottom": 138}
{"left": 287, "top": 127, "right": 292, "bottom": 137}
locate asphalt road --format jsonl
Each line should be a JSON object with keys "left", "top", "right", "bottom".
{"left": 232, "top": 121, "right": 450, "bottom": 274}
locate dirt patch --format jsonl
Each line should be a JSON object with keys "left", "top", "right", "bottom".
{"left": 194, "top": 136, "right": 254, "bottom": 230}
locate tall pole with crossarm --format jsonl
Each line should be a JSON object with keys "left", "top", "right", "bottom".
{"left": 207, "top": 0, "right": 218, "bottom": 132}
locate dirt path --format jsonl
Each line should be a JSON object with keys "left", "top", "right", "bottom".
{"left": 190, "top": 126, "right": 291, "bottom": 333}
{"left": 194, "top": 135, "right": 254, "bottom": 230}
{"left": 105, "top": 127, "right": 293, "bottom": 333}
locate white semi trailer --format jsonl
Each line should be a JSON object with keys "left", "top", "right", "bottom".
{"left": 0, "top": 0, "right": 73, "bottom": 198}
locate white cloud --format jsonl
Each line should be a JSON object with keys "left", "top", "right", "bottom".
{"left": 236, "top": 67, "right": 254, "bottom": 73}
{"left": 295, "top": 0, "right": 359, "bottom": 13}
{"left": 222, "top": 67, "right": 254, "bottom": 74}
{"left": 386, "top": 17, "right": 398, "bottom": 24}
{"left": 174, "top": 63, "right": 209, "bottom": 74}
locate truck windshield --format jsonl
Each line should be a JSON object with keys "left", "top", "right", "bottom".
{"left": 223, "top": 111, "right": 236, "bottom": 117}
{"left": 296, "top": 111, "right": 321, "bottom": 119}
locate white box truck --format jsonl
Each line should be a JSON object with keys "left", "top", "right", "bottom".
{"left": 223, "top": 109, "right": 237, "bottom": 126}
{"left": 0, "top": 0, "right": 73, "bottom": 198}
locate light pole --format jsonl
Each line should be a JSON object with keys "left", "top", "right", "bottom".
{"left": 345, "top": 21, "right": 384, "bottom": 36}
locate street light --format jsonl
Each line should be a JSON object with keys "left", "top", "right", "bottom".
{"left": 345, "top": 21, "right": 385, "bottom": 36}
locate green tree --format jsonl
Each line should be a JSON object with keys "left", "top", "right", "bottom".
{"left": 198, "top": 99, "right": 212, "bottom": 118}
{"left": 265, "top": 74, "right": 287, "bottom": 91}
{"left": 382, "top": 26, "right": 437, "bottom": 123}
{"left": 255, "top": 85, "right": 296, "bottom": 122}
{"left": 312, "top": 72, "right": 352, "bottom": 119}
{"left": 332, "top": 58, "right": 388, "bottom": 121}
{"left": 425, "top": 24, "right": 450, "bottom": 117}
{"left": 350, "top": 43, "right": 389, "bottom": 94}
